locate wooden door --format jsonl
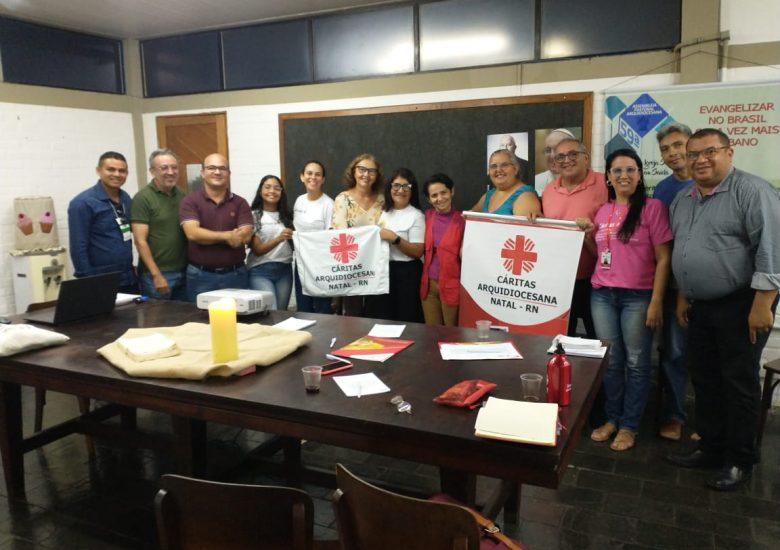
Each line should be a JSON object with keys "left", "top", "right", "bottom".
{"left": 156, "top": 112, "right": 228, "bottom": 193}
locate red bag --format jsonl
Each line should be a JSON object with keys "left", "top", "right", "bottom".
{"left": 433, "top": 379, "right": 497, "bottom": 409}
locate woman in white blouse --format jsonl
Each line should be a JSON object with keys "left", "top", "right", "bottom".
{"left": 293, "top": 160, "right": 334, "bottom": 314}
{"left": 246, "top": 175, "right": 295, "bottom": 310}
{"left": 364, "top": 168, "right": 425, "bottom": 322}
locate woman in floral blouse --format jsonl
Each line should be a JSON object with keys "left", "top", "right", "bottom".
{"left": 331, "top": 153, "right": 385, "bottom": 315}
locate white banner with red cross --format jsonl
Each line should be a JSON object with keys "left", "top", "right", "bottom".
{"left": 459, "top": 212, "right": 584, "bottom": 336}
{"left": 293, "top": 225, "right": 389, "bottom": 297}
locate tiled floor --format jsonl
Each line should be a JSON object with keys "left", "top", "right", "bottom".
{"left": 0, "top": 386, "right": 778, "bottom": 549}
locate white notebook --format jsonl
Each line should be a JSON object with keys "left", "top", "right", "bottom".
{"left": 474, "top": 397, "right": 558, "bottom": 447}
{"left": 273, "top": 317, "right": 317, "bottom": 331}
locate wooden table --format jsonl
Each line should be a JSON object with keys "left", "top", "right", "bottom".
{"left": 0, "top": 300, "right": 605, "bottom": 510}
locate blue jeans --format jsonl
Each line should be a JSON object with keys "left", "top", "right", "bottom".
{"left": 249, "top": 262, "right": 293, "bottom": 310}
{"left": 660, "top": 288, "right": 688, "bottom": 423}
{"left": 139, "top": 270, "right": 187, "bottom": 301}
{"left": 185, "top": 264, "right": 248, "bottom": 303}
{"left": 294, "top": 266, "right": 333, "bottom": 314}
{"left": 591, "top": 287, "right": 654, "bottom": 432}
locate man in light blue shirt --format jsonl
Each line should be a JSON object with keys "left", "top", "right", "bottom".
{"left": 654, "top": 122, "right": 694, "bottom": 442}
{"left": 68, "top": 151, "right": 137, "bottom": 293}
{"left": 654, "top": 122, "right": 694, "bottom": 208}
{"left": 666, "top": 129, "right": 780, "bottom": 491}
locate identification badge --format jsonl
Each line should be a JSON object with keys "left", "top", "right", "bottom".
{"left": 600, "top": 249, "right": 612, "bottom": 269}
{"left": 116, "top": 217, "right": 132, "bottom": 242}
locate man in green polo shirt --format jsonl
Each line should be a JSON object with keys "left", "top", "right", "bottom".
{"left": 131, "top": 148, "right": 187, "bottom": 300}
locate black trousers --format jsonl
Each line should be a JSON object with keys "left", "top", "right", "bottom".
{"left": 568, "top": 278, "right": 596, "bottom": 338}
{"left": 364, "top": 260, "right": 424, "bottom": 323}
{"left": 688, "top": 288, "right": 777, "bottom": 466}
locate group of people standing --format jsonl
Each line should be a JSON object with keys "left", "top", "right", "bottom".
{"left": 68, "top": 123, "right": 778, "bottom": 491}
{"left": 573, "top": 125, "right": 777, "bottom": 493}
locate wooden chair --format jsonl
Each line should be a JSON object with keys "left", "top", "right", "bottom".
{"left": 155, "top": 474, "right": 315, "bottom": 550}
{"left": 758, "top": 358, "right": 780, "bottom": 447}
{"left": 332, "top": 463, "right": 482, "bottom": 550}
{"left": 26, "top": 301, "right": 94, "bottom": 455}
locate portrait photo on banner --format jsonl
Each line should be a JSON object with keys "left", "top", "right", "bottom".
{"left": 486, "top": 132, "right": 529, "bottom": 168}
{"left": 533, "top": 127, "right": 582, "bottom": 174}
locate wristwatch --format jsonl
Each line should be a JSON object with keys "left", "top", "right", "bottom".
{"left": 392, "top": 235, "right": 402, "bottom": 246}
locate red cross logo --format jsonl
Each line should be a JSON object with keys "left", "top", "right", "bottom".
{"left": 501, "top": 235, "right": 538, "bottom": 276}
{"left": 330, "top": 233, "right": 359, "bottom": 264}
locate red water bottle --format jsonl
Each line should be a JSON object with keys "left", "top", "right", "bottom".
{"left": 558, "top": 346, "right": 572, "bottom": 407}
{"left": 547, "top": 343, "right": 572, "bottom": 406}
{"left": 546, "top": 343, "right": 562, "bottom": 403}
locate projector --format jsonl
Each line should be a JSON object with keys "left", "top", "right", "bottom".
{"left": 196, "top": 289, "right": 275, "bottom": 315}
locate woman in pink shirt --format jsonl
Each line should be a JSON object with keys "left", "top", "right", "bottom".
{"left": 578, "top": 148, "right": 672, "bottom": 452}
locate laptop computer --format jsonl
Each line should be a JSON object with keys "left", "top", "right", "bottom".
{"left": 24, "top": 272, "right": 121, "bottom": 325}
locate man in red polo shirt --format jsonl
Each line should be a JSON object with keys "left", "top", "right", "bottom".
{"left": 180, "top": 153, "right": 254, "bottom": 302}
{"left": 541, "top": 138, "right": 608, "bottom": 338}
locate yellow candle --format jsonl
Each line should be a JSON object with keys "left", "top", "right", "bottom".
{"left": 209, "top": 298, "right": 238, "bottom": 363}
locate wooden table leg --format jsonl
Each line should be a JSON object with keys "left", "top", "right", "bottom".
{"left": 481, "top": 480, "right": 521, "bottom": 522}
{"left": 119, "top": 406, "right": 137, "bottom": 431}
{"left": 502, "top": 482, "right": 521, "bottom": 525}
{"left": 282, "top": 437, "right": 303, "bottom": 487}
{"left": 171, "top": 416, "right": 207, "bottom": 477}
{"left": 439, "top": 467, "right": 476, "bottom": 507}
{"left": 77, "top": 396, "right": 96, "bottom": 458}
{"left": 0, "top": 382, "right": 25, "bottom": 500}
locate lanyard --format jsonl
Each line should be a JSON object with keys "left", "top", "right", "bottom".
{"left": 603, "top": 201, "right": 623, "bottom": 251}
{"left": 108, "top": 199, "right": 132, "bottom": 241}
{"left": 108, "top": 199, "right": 124, "bottom": 219}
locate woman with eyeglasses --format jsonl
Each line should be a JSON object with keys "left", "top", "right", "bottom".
{"left": 421, "top": 173, "right": 465, "bottom": 326}
{"left": 364, "top": 168, "right": 425, "bottom": 322}
{"left": 246, "top": 175, "right": 295, "bottom": 310}
{"left": 293, "top": 160, "right": 334, "bottom": 314}
{"left": 473, "top": 149, "right": 541, "bottom": 219}
{"left": 577, "top": 148, "right": 672, "bottom": 452}
{"left": 332, "top": 153, "right": 385, "bottom": 316}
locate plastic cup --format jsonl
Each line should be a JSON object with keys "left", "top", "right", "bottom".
{"left": 302, "top": 366, "right": 323, "bottom": 393}
{"left": 520, "top": 373, "right": 543, "bottom": 402}
{"left": 476, "top": 320, "right": 492, "bottom": 340}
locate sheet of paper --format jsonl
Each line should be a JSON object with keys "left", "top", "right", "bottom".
{"left": 333, "top": 372, "right": 390, "bottom": 397}
{"left": 547, "top": 345, "right": 607, "bottom": 358}
{"left": 116, "top": 293, "right": 140, "bottom": 306}
{"left": 547, "top": 335, "right": 606, "bottom": 358}
{"left": 439, "top": 342, "right": 522, "bottom": 361}
{"left": 273, "top": 317, "right": 317, "bottom": 331}
{"left": 553, "top": 335, "right": 603, "bottom": 349}
{"left": 367, "top": 324, "right": 406, "bottom": 338}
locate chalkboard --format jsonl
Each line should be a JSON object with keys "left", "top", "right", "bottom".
{"left": 280, "top": 93, "right": 592, "bottom": 211}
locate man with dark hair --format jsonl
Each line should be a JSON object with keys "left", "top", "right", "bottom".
{"left": 654, "top": 122, "right": 695, "bottom": 441}
{"left": 654, "top": 122, "right": 694, "bottom": 207}
{"left": 667, "top": 128, "right": 780, "bottom": 490}
{"left": 131, "top": 148, "right": 187, "bottom": 300}
{"left": 179, "top": 153, "right": 254, "bottom": 302}
{"left": 68, "top": 151, "right": 137, "bottom": 293}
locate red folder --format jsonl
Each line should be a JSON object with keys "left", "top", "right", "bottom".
{"left": 332, "top": 336, "right": 413, "bottom": 360}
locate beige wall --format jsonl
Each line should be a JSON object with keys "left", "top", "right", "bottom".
{"left": 1, "top": 0, "right": 779, "bottom": 179}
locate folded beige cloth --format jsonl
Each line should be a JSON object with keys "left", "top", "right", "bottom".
{"left": 98, "top": 322, "right": 312, "bottom": 380}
